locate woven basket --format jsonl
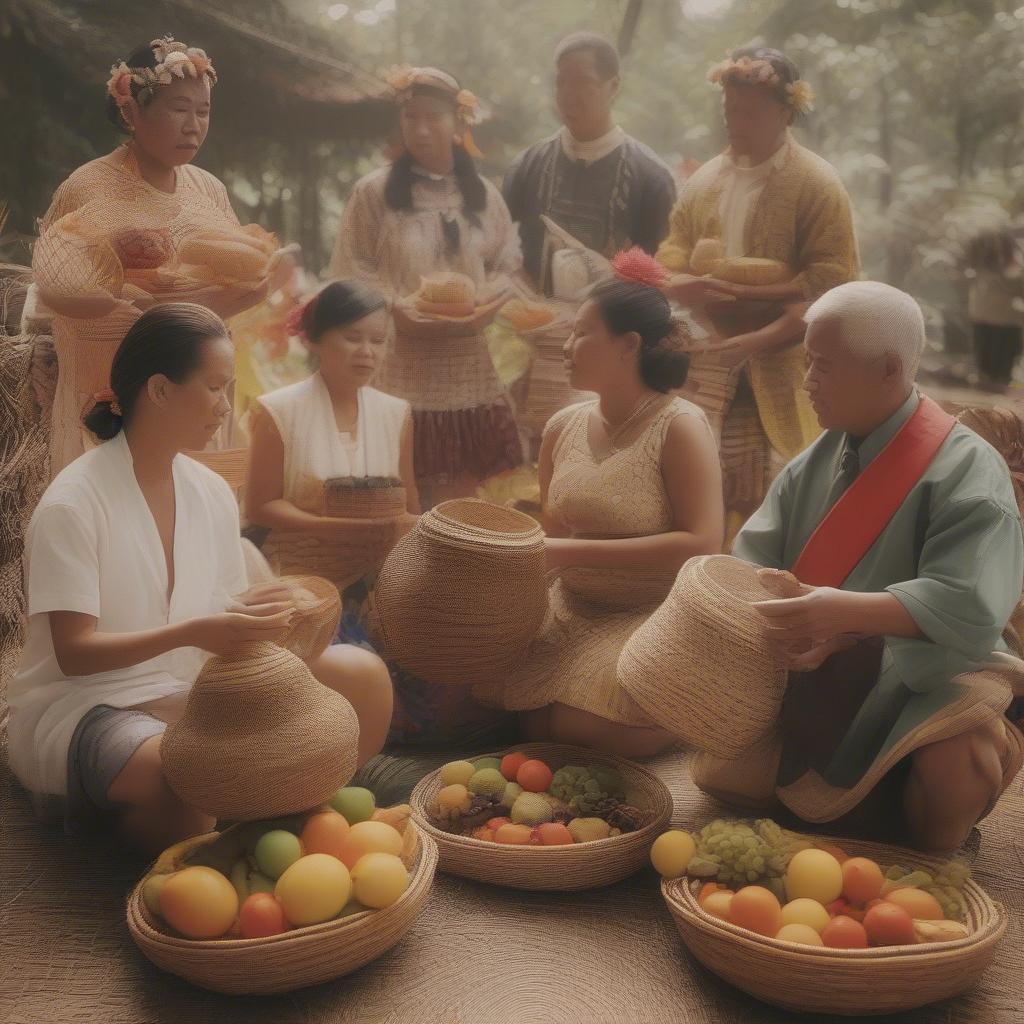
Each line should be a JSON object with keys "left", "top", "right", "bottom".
{"left": 323, "top": 476, "right": 407, "bottom": 519}
{"left": 160, "top": 641, "right": 359, "bottom": 820}
{"left": 183, "top": 446, "right": 250, "bottom": 496}
{"left": 617, "top": 555, "right": 786, "bottom": 758}
{"left": 373, "top": 499, "right": 548, "bottom": 686}
{"left": 126, "top": 822, "right": 437, "bottom": 994}
{"left": 410, "top": 743, "right": 673, "bottom": 890}
{"left": 662, "top": 836, "right": 1008, "bottom": 1016}
{"left": 276, "top": 574, "right": 342, "bottom": 662}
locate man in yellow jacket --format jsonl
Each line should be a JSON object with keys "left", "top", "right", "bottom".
{"left": 657, "top": 46, "right": 859, "bottom": 535}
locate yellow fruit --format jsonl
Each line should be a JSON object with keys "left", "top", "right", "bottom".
{"left": 159, "top": 866, "right": 238, "bottom": 939}
{"left": 776, "top": 923, "right": 824, "bottom": 946}
{"left": 567, "top": 818, "right": 612, "bottom": 843}
{"left": 650, "top": 830, "right": 696, "bottom": 878}
{"left": 437, "top": 784, "right": 472, "bottom": 815}
{"left": 702, "top": 891, "right": 734, "bottom": 921}
{"left": 142, "top": 873, "right": 172, "bottom": 918}
{"left": 884, "top": 888, "right": 945, "bottom": 921}
{"left": 439, "top": 760, "right": 476, "bottom": 787}
{"left": 779, "top": 897, "right": 831, "bottom": 934}
{"left": 338, "top": 820, "right": 404, "bottom": 869}
{"left": 275, "top": 853, "right": 352, "bottom": 926}
{"left": 785, "top": 848, "right": 844, "bottom": 905}
{"left": 371, "top": 804, "right": 412, "bottom": 833}
{"left": 350, "top": 852, "right": 411, "bottom": 909}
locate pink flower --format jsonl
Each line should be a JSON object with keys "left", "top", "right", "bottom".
{"left": 106, "top": 62, "right": 134, "bottom": 106}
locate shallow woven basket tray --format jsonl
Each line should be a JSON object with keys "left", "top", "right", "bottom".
{"left": 661, "top": 835, "right": 1007, "bottom": 1016}
{"left": 126, "top": 824, "right": 438, "bottom": 995}
{"left": 410, "top": 743, "right": 672, "bottom": 891}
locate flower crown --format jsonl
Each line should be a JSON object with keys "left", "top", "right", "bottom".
{"left": 386, "top": 65, "right": 482, "bottom": 127}
{"left": 107, "top": 36, "right": 217, "bottom": 111}
{"left": 707, "top": 56, "right": 814, "bottom": 115}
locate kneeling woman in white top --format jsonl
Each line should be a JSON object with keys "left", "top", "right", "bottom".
{"left": 246, "top": 280, "right": 419, "bottom": 623}
{"left": 8, "top": 303, "right": 393, "bottom": 854}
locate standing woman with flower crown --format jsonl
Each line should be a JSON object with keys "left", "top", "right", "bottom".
{"left": 32, "top": 36, "right": 291, "bottom": 476}
{"left": 330, "top": 67, "right": 524, "bottom": 506}
{"left": 656, "top": 46, "right": 859, "bottom": 537}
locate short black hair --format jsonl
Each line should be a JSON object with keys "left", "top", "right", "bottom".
{"left": 301, "top": 280, "right": 386, "bottom": 343}
{"left": 554, "top": 31, "right": 620, "bottom": 81}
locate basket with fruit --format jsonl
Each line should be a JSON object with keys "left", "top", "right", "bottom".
{"left": 126, "top": 787, "right": 437, "bottom": 994}
{"left": 654, "top": 819, "right": 1006, "bottom": 1016}
{"left": 410, "top": 743, "right": 672, "bottom": 891}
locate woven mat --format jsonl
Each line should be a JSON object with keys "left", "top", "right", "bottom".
{"left": 1, "top": 742, "right": 1022, "bottom": 1024}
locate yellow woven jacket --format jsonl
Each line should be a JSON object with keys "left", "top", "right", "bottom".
{"left": 657, "top": 136, "right": 860, "bottom": 460}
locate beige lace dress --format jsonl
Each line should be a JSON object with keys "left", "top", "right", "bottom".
{"left": 473, "top": 395, "right": 712, "bottom": 724}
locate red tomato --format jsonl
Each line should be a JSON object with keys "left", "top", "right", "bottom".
{"left": 821, "top": 915, "right": 868, "bottom": 949}
{"left": 516, "top": 759, "right": 553, "bottom": 793}
{"left": 238, "top": 893, "right": 287, "bottom": 939}
{"left": 486, "top": 816, "right": 512, "bottom": 832}
{"left": 500, "top": 751, "right": 529, "bottom": 780}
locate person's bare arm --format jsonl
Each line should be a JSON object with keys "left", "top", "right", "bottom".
{"left": 49, "top": 605, "right": 295, "bottom": 676}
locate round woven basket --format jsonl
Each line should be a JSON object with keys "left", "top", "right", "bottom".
{"left": 617, "top": 555, "right": 786, "bottom": 757}
{"left": 662, "top": 836, "right": 1008, "bottom": 1016}
{"left": 126, "top": 823, "right": 437, "bottom": 994}
{"left": 276, "top": 574, "right": 342, "bottom": 662}
{"left": 323, "top": 475, "right": 408, "bottom": 519}
{"left": 410, "top": 743, "right": 673, "bottom": 890}
{"left": 373, "top": 499, "right": 548, "bottom": 686}
{"left": 160, "top": 641, "right": 359, "bottom": 820}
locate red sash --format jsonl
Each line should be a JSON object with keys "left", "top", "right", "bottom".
{"left": 792, "top": 395, "right": 955, "bottom": 588}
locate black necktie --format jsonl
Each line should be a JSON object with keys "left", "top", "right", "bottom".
{"left": 824, "top": 446, "right": 860, "bottom": 512}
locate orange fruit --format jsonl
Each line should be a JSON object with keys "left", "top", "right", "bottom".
{"left": 535, "top": 822, "right": 573, "bottom": 846}
{"left": 300, "top": 810, "right": 350, "bottom": 860}
{"left": 841, "top": 857, "right": 884, "bottom": 904}
{"left": 729, "top": 886, "right": 782, "bottom": 937}
{"left": 500, "top": 751, "right": 530, "bottom": 780}
{"left": 493, "top": 823, "right": 533, "bottom": 845}
{"left": 702, "top": 891, "right": 734, "bottom": 921}
{"left": 516, "top": 759, "right": 553, "bottom": 793}
{"left": 883, "top": 888, "right": 944, "bottom": 921}
{"left": 821, "top": 915, "right": 868, "bottom": 949}
{"left": 863, "top": 902, "right": 916, "bottom": 946}
{"left": 159, "top": 866, "right": 238, "bottom": 939}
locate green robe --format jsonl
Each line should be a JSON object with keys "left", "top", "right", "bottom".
{"left": 733, "top": 389, "right": 1023, "bottom": 795}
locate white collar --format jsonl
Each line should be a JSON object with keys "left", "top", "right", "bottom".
{"left": 559, "top": 124, "right": 626, "bottom": 164}
{"left": 724, "top": 134, "right": 791, "bottom": 174}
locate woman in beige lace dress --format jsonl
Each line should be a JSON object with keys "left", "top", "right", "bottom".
{"left": 474, "top": 279, "right": 724, "bottom": 757}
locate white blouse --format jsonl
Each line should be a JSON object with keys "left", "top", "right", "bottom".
{"left": 716, "top": 140, "right": 791, "bottom": 258}
{"left": 256, "top": 376, "right": 409, "bottom": 513}
{"left": 7, "top": 431, "right": 248, "bottom": 798}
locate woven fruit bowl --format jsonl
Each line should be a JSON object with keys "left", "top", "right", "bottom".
{"left": 127, "top": 819, "right": 438, "bottom": 995}
{"left": 410, "top": 743, "right": 672, "bottom": 891}
{"left": 661, "top": 836, "right": 1007, "bottom": 1016}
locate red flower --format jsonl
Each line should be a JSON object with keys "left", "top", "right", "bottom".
{"left": 612, "top": 247, "right": 668, "bottom": 289}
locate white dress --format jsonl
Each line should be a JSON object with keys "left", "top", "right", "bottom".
{"left": 255, "top": 376, "right": 410, "bottom": 513}
{"left": 7, "top": 431, "right": 248, "bottom": 799}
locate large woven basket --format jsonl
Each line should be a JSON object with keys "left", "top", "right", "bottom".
{"left": 372, "top": 499, "right": 548, "bottom": 686}
{"left": 410, "top": 743, "right": 673, "bottom": 890}
{"left": 160, "top": 641, "right": 359, "bottom": 820}
{"left": 126, "top": 822, "right": 437, "bottom": 994}
{"left": 617, "top": 555, "right": 786, "bottom": 757}
{"left": 323, "top": 475, "right": 407, "bottom": 519}
{"left": 276, "top": 574, "right": 342, "bottom": 662}
{"left": 662, "top": 836, "right": 1008, "bottom": 1016}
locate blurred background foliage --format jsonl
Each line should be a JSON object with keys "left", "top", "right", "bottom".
{"left": 3, "top": 0, "right": 1024, "bottom": 350}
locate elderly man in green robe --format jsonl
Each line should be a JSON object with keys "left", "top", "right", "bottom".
{"left": 700, "top": 280, "right": 1024, "bottom": 852}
